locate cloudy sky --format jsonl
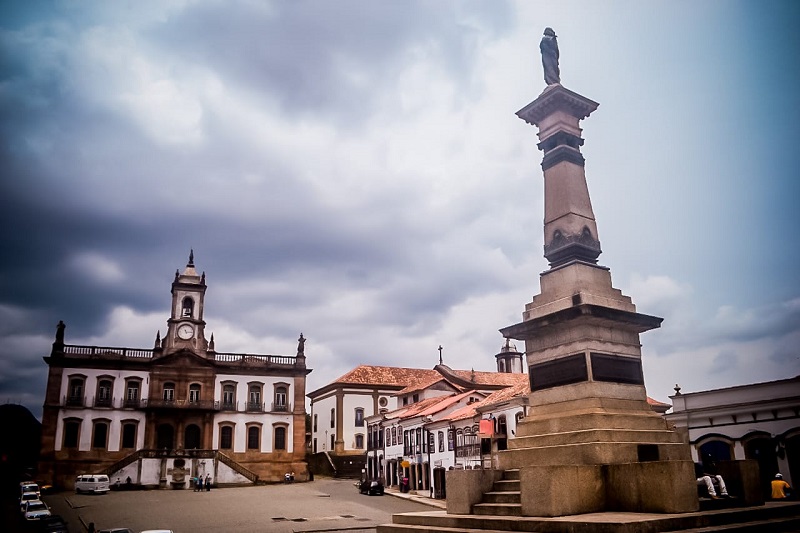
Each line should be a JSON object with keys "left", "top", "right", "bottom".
{"left": 2, "top": 1, "right": 798, "bottom": 420}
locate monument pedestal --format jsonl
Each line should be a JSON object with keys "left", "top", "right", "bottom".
{"left": 492, "top": 84, "right": 698, "bottom": 516}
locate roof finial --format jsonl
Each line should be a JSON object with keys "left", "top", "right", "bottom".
{"left": 209, "top": 333, "right": 215, "bottom": 351}
{"left": 188, "top": 249, "right": 195, "bottom": 267}
{"left": 438, "top": 345, "right": 443, "bottom": 365}
{"left": 674, "top": 384, "right": 682, "bottom": 395}
{"left": 155, "top": 330, "right": 161, "bottom": 348}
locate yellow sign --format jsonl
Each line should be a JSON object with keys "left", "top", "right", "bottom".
{"left": 400, "top": 461, "right": 410, "bottom": 468}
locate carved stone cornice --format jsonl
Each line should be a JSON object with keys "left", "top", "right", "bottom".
{"left": 516, "top": 84, "right": 599, "bottom": 126}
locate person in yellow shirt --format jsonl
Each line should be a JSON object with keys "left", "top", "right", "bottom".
{"left": 771, "top": 473, "right": 791, "bottom": 499}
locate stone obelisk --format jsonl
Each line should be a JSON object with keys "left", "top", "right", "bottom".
{"left": 497, "top": 28, "right": 698, "bottom": 516}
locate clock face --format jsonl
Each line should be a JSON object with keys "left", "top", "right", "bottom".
{"left": 177, "top": 324, "right": 194, "bottom": 340}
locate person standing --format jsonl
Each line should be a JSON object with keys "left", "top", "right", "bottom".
{"left": 197, "top": 475, "right": 203, "bottom": 492}
{"left": 205, "top": 474, "right": 211, "bottom": 491}
{"left": 772, "top": 473, "right": 791, "bottom": 499}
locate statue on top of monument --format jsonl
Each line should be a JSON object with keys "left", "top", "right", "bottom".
{"left": 540, "top": 27, "right": 560, "bottom": 85}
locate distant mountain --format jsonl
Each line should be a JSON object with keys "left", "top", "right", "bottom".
{"left": 0, "top": 404, "right": 42, "bottom": 491}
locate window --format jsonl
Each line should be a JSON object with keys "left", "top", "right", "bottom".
{"left": 121, "top": 422, "right": 137, "bottom": 449}
{"left": 273, "top": 385, "right": 288, "bottom": 411}
{"left": 438, "top": 431, "right": 444, "bottom": 452}
{"left": 391, "top": 427, "right": 397, "bottom": 446}
{"left": 428, "top": 431, "right": 435, "bottom": 452}
{"left": 354, "top": 408, "right": 364, "bottom": 427}
{"left": 497, "top": 415, "right": 507, "bottom": 436}
{"left": 313, "top": 414, "right": 318, "bottom": 432}
{"left": 416, "top": 428, "right": 422, "bottom": 453}
{"left": 163, "top": 382, "right": 175, "bottom": 402}
{"left": 222, "top": 384, "right": 235, "bottom": 410}
{"left": 248, "top": 384, "right": 262, "bottom": 411}
{"left": 96, "top": 378, "right": 113, "bottom": 407}
{"left": 330, "top": 408, "right": 335, "bottom": 429}
{"left": 67, "top": 376, "right": 85, "bottom": 406}
{"left": 448, "top": 429, "right": 454, "bottom": 451}
{"left": 330, "top": 434, "right": 334, "bottom": 450}
{"left": 378, "top": 397, "right": 388, "bottom": 408}
{"left": 313, "top": 438, "right": 317, "bottom": 454}
{"left": 403, "top": 397, "right": 408, "bottom": 406}
{"left": 125, "top": 379, "right": 141, "bottom": 407}
{"left": 412, "top": 393, "right": 419, "bottom": 403}
{"left": 247, "top": 426, "right": 260, "bottom": 450}
{"left": 355, "top": 434, "right": 364, "bottom": 449}
{"left": 220, "top": 426, "right": 233, "bottom": 449}
{"left": 63, "top": 419, "right": 80, "bottom": 449}
{"left": 181, "top": 296, "right": 194, "bottom": 317}
{"left": 386, "top": 428, "right": 391, "bottom": 445}
{"left": 515, "top": 411, "right": 524, "bottom": 425}
{"left": 189, "top": 383, "right": 201, "bottom": 403}
{"left": 274, "top": 426, "right": 287, "bottom": 451}
{"left": 92, "top": 420, "right": 109, "bottom": 449}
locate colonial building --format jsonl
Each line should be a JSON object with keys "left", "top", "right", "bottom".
{"left": 664, "top": 376, "right": 800, "bottom": 494}
{"left": 39, "top": 253, "right": 311, "bottom": 489}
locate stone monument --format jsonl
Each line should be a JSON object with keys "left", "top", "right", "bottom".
{"left": 493, "top": 29, "right": 698, "bottom": 516}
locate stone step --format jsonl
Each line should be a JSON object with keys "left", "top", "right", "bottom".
{"left": 508, "top": 428, "right": 685, "bottom": 449}
{"left": 386, "top": 502, "right": 800, "bottom": 533}
{"left": 502, "top": 468, "right": 520, "bottom": 480}
{"left": 472, "top": 502, "right": 521, "bottom": 516}
{"left": 493, "top": 479, "right": 520, "bottom": 491}
{"left": 662, "top": 516, "right": 800, "bottom": 532}
{"left": 516, "top": 411, "right": 672, "bottom": 436}
{"left": 482, "top": 491, "right": 521, "bottom": 504}
{"left": 377, "top": 524, "right": 515, "bottom": 533}
{"left": 498, "top": 441, "right": 691, "bottom": 469}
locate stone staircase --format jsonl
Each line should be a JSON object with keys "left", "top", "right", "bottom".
{"left": 471, "top": 469, "right": 521, "bottom": 517}
{"left": 377, "top": 501, "right": 800, "bottom": 533}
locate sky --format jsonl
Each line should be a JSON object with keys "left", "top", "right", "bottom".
{"left": 1, "top": 1, "right": 799, "bottom": 420}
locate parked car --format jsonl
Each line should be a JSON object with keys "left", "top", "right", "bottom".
{"left": 97, "top": 529, "right": 134, "bottom": 533}
{"left": 20, "top": 491, "right": 40, "bottom": 512}
{"left": 75, "top": 474, "right": 110, "bottom": 494}
{"left": 36, "top": 515, "right": 69, "bottom": 533}
{"left": 36, "top": 515, "right": 68, "bottom": 532}
{"left": 358, "top": 478, "right": 384, "bottom": 496}
{"left": 23, "top": 500, "right": 52, "bottom": 521}
{"left": 140, "top": 530, "right": 174, "bottom": 533}
{"left": 20, "top": 481, "right": 41, "bottom": 498}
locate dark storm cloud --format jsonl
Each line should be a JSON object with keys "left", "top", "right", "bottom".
{"left": 148, "top": 1, "right": 513, "bottom": 124}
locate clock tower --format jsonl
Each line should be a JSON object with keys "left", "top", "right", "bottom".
{"left": 162, "top": 250, "right": 208, "bottom": 355}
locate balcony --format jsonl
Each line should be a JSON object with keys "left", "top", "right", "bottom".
{"left": 123, "top": 398, "right": 142, "bottom": 409}
{"left": 65, "top": 395, "right": 84, "bottom": 407}
{"left": 270, "top": 402, "right": 291, "bottom": 413}
{"left": 143, "top": 399, "right": 220, "bottom": 410}
{"left": 220, "top": 402, "right": 237, "bottom": 412}
{"left": 94, "top": 396, "right": 113, "bottom": 408}
{"left": 246, "top": 402, "right": 264, "bottom": 413}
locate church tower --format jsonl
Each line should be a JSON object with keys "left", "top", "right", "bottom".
{"left": 495, "top": 338, "right": 524, "bottom": 374}
{"left": 162, "top": 250, "right": 208, "bottom": 355}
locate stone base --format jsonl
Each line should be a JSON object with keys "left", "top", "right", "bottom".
{"left": 519, "top": 461, "right": 698, "bottom": 517}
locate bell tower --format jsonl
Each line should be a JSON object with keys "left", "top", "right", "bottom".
{"left": 162, "top": 250, "right": 208, "bottom": 355}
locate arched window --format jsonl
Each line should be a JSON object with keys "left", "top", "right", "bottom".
{"left": 67, "top": 376, "right": 85, "bottom": 406}
{"left": 273, "top": 385, "right": 288, "bottom": 412}
{"left": 355, "top": 434, "right": 364, "bottom": 449}
{"left": 220, "top": 426, "right": 233, "bottom": 449}
{"left": 121, "top": 421, "right": 137, "bottom": 449}
{"left": 92, "top": 420, "right": 109, "bottom": 449}
{"left": 354, "top": 408, "right": 364, "bottom": 427}
{"left": 247, "top": 426, "right": 260, "bottom": 450}
{"left": 95, "top": 378, "right": 113, "bottom": 407}
{"left": 222, "top": 384, "right": 236, "bottom": 410}
{"left": 63, "top": 419, "right": 81, "bottom": 449}
{"left": 125, "top": 379, "right": 141, "bottom": 407}
{"left": 498, "top": 415, "right": 507, "bottom": 436}
{"left": 189, "top": 383, "right": 201, "bottom": 403}
{"left": 438, "top": 431, "right": 444, "bottom": 452}
{"left": 274, "top": 426, "right": 287, "bottom": 450}
{"left": 391, "top": 427, "right": 397, "bottom": 446}
{"left": 163, "top": 382, "right": 175, "bottom": 402}
{"left": 248, "top": 384, "right": 263, "bottom": 412}
{"left": 447, "top": 429, "right": 454, "bottom": 451}
{"left": 181, "top": 296, "right": 194, "bottom": 318}
{"left": 515, "top": 411, "right": 524, "bottom": 425}
{"left": 386, "top": 428, "right": 391, "bottom": 445}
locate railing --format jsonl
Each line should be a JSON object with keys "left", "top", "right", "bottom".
{"left": 220, "top": 402, "right": 237, "bottom": 412}
{"left": 94, "top": 396, "right": 113, "bottom": 408}
{"left": 246, "top": 402, "right": 264, "bottom": 413}
{"left": 217, "top": 451, "right": 259, "bottom": 483}
{"left": 143, "top": 399, "right": 220, "bottom": 410}
{"left": 270, "top": 402, "right": 291, "bottom": 413}
{"left": 65, "top": 396, "right": 84, "bottom": 407}
{"left": 214, "top": 352, "right": 297, "bottom": 366}
{"left": 123, "top": 398, "right": 142, "bottom": 408}
{"left": 62, "top": 345, "right": 154, "bottom": 358}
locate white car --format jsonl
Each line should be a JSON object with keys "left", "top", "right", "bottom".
{"left": 23, "top": 500, "right": 52, "bottom": 521}
{"left": 20, "top": 481, "right": 41, "bottom": 498}
{"left": 19, "top": 491, "right": 39, "bottom": 512}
